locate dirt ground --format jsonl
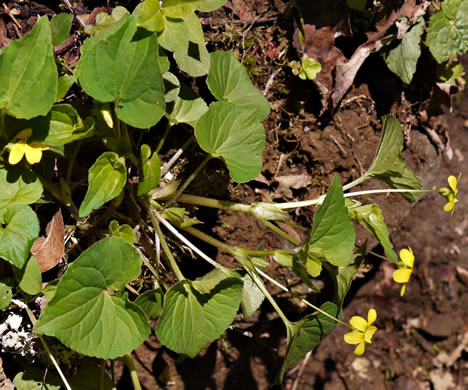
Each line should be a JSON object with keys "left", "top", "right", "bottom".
{"left": 1, "top": 1, "right": 467, "bottom": 389}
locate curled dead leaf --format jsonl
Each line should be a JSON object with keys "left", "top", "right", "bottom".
{"left": 30, "top": 209, "right": 65, "bottom": 273}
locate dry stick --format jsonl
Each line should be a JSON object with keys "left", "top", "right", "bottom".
{"left": 61, "top": 0, "right": 86, "bottom": 28}
{"left": 291, "top": 351, "right": 312, "bottom": 390}
{"left": 2, "top": 3, "right": 22, "bottom": 32}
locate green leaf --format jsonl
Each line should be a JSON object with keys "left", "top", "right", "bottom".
{"left": 162, "top": 0, "right": 201, "bottom": 18}
{"left": 13, "top": 368, "right": 61, "bottom": 390}
{"left": 197, "top": 0, "right": 226, "bottom": 12}
{"left": 138, "top": 0, "right": 166, "bottom": 32}
{"left": 195, "top": 102, "right": 266, "bottom": 183}
{"left": 0, "top": 17, "right": 57, "bottom": 119}
{"left": 307, "top": 176, "right": 355, "bottom": 266}
{"left": 207, "top": 51, "right": 271, "bottom": 120}
{"left": 427, "top": 0, "right": 468, "bottom": 63}
{"left": 347, "top": 201, "right": 398, "bottom": 264}
{"left": 167, "top": 83, "right": 209, "bottom": 126}
{"left": 274, "top": 251, "right": 321, "bottom": 290}
{"left": 15, "top": 256, "right": 42, "bottom": 295}
{"left": 79, "top": 152, "right": 127, "bottom": 217}
{"left": 135, "top": 288, "right": 164, "bottom": 317}
{"left": 158, "top": 12, "right": 210, "bottom": 77}
{"left": 0, "top": 281, "right": 13, "bottom": 309}
{"left": 0, "top": 203, "right": 39, "bottom": 269}
{"left": 34, "top": 237, "right": 150, "bottom": 359}
{"left": 156, "top": 277, "right": 243, "bottom": 358}
{"left": 43, "top": 279, "right": 59, "bottom": 302}
{"left": 192, "top": 268, "right": 238, "bottom": 294}
{"left": 385, "top": 17, "right": 425, "bottom": 84}
{"left": 163, "top": 72, "right": 181, "bottom": 103}
{"left": 55, "top": 75, "right": 75, "bottom": 102}
{"left": 299, "top": 57, "right": 322, "bottom": 80}
{"left": 26, "top": 104, "right": 94, "bottom": 146}
{"left": 277, "top": 302, "right": 337, "bottom": 383}
{"left": 325, "top": 244, "right": 366, "bottom": 312}
{"left": 241, "top": 273, "right": 264, "bottom": 319}
{"left": 50, "top": 13, "right": 73, "bottom": 46}
{"left": 68, "top": 365, "right": 115, "bottom": 390}
{"left": 77, "top": 12, "right": 165, "bottom": 128}
{"left": 138, "top": 144, "right": 161, "bottom": 196}
{"left": 109, "top": 220, "right": 135, "bottom": 244}
{"left": 366, "top": 115, "right": 422, "bottom": 202}
{"left": 0, "top": 166, "right": 43, "bottom": 209}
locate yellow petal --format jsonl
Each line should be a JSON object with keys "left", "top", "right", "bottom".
{"left": 349, "top": 316, "right": 368, "bottom": 332}
{"left": 393, "top": 268, "right": 412, "bottom": 283}
{"left": 399, "top": 247, "right": 414, "bottom": 268}
{"left": 24, "top": 146, "right": 43, "bottom": 165}
{"left": 8, "top": 144, "right": 26, "bottom": 165}
{"left": 364, "top": 326, "right": 377, "bottom": 343}
{"left": 353, "top": 342, "right": 366, "bottom": 356}
{"left": 444, "top": 201, "right": 454, "bottom": 212}
{"left": 400, "top": 283, "right": 407, "bottom": 296}
{"left": 367, "top": 309, "right": 377, "bottom": 325}
{"left": 448, "top": 175, "right": 458, "bottom": 194}
{"left": 344, "top": 331, "right": 364, "bottom": 345}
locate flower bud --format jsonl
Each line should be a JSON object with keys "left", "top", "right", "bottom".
{"left": 250, "top": 202, "right": 289, "bottom": 221}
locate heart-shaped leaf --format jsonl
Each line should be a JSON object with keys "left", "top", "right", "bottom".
{"left": 195, "top": 102, "right": 266, "bottom": 183}
{"left": 79, "top": 152, "right": 127, "bottom": 217}
{"left": 0, "top": 203, "right": 39, "bottom": 269}
{"left": 0, "top": 17, "right": 57, "bottom": 119}
{"left": 0, "top": 166, "right": 43, "bottom": 209}
{"left": 34, "top": 237, "right": 150, "bottom": 359}
{"left": 156, "top": 277, "right": 243, "bottom": 358}
{"left": 77, "top": 12, "right": 165, "bottom": 128}
{"left": 206, "top": 51, "right": 270, "bottom": 120}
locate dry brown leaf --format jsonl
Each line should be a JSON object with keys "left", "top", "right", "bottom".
{"left": 31, "top": 209, "right": 65, "bottom": 273}
{"left": 225, "top": 0, "right": 255, "bottom": 21}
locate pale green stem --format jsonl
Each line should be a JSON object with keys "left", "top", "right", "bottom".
{"left": 146, "top": 204, "right": 185, "bottom": 281}
{"left": 121, "top": 354, "right": 142, "bottom": 390}
{"left": 152, "top": 210, "right": 230, "bottom": 273}
{"left": 368, "top": 250, "right": 391, "bottom": 262}
{"left": 164, "top": 155, "right": 213, "bottom": 208}
{"left": 276, "top": 188, "right": 437, "bottom": 210}
{"left": 254, "top": 267, "right": 350, "bottom": 329}
{"left": 182, "top": 225, "right": 296, "bottom": 257}
{"left": 248, "top": 268, "right": 292, "bottom": 327}
{"left": 176, "top": 194, "right": 251, "bottom": 213}
{"left": 24, "top": 306, "right": 72, "bottom": 390}
{"left": 260, "top": 219, "right": 301, "bottom": 246}
{"left": 342, "top": 174, "right": 369, "bottom": 191}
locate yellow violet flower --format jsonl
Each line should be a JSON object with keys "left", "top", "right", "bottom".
{"left": 439, "top": 173, "right": 461, "bottom": 216}
{"left": 344, "top": 308, "right": 378, "bottom": 356}
{"left": 8, "top": 129, "right": 49, "bottom": 165}
{"left": 393, "top": 247, "right": 415, "bottom": 296}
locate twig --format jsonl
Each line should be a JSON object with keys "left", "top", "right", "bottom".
{"left": 291, "top": 351, "right": 312, "bottom": 390}
{"left": 61, "top": 0, "right": 86, "bottom": 28}
{"left": 2, "top": 3, "right": 22, "bottom": 32}
{"left": 263, "top": 67, "right": 282, "bottom": 96}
